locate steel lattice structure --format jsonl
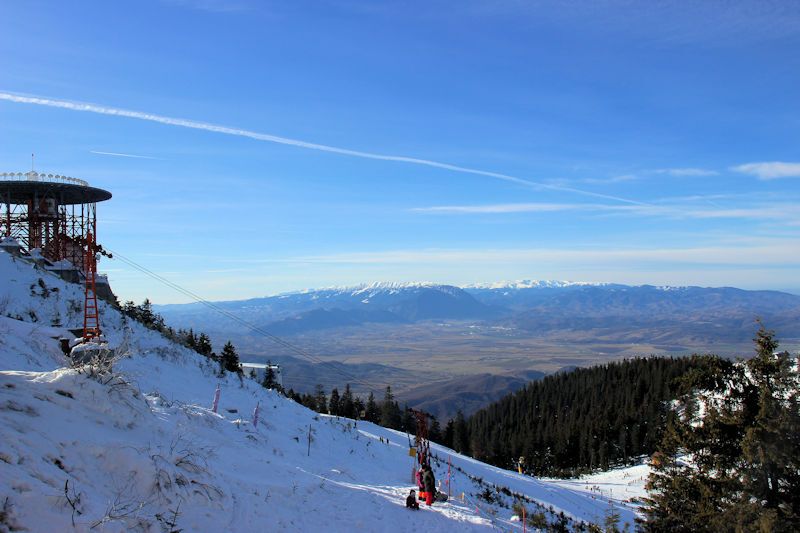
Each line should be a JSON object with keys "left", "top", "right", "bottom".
{"left": 413, "top": 410, "right": 431, "bottom": 468}
{"left": 0, "top": 171, "right": 111, "bottom": 273}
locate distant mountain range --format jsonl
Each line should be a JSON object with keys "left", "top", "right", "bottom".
{"left": 155, "top": 280, "right": 800, "bottom": 418}
{"left": 156, "top": 281, "right": 800, "bottom": 342}
{"left": 156, "top": 282, "right": 498, "bottom": 334}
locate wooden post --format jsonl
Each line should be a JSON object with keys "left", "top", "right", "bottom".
{"left": 252, "top": 401, "right": 260, "bottom": 428}
{"left": 212, "top": 385, "right": 220, "bottom": 413}
{"left": 307, "top": 424, "right": 312, "bottom": 456}
{"left": 447, "top": 456, "right": 452, "bottom": 499}
{"left": 522, "top": 505, "right": 526, "bottom": 533}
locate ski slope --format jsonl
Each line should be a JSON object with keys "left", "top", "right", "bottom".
{"left": 0, "top": 249, "right": 641, "bottom": 531}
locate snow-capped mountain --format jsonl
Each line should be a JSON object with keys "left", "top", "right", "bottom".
{"left": 0, "top": 246, "right": 640, "bottom": 531}
{"left": 156, "top": 282, "right": 498, "bottom": 334}
{"left": 155, "top": 277, "right": 800, "bottom": 344}
{"left": 463, "top": 279, "right": 611, "bottom": 290}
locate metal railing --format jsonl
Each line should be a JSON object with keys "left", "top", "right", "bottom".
{"left": 0, "top": 171, "right": 89, "bottom": 187}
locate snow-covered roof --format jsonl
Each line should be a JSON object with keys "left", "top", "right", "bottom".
{"left": 240, "top": 362, "right": 281, "bottom": 370}
{"left": 0, "top": 170, "right": 89, "bottom": 187}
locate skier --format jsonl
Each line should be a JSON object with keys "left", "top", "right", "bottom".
{"left": 416, "top": 466, "right": 426, "bottom": 502}
{"left": 422, "top": 464, "right": 436, "bottom": 506}
{"left": 406, "top": 489, "right": 420, "bottom": 510}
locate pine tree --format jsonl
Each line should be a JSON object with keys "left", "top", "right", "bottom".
{"left": 365, "top": 392, "right": 379, "bottom": 423}
{"left": 262, "top": 361, "right": 278, "bottom": 390}
{"left": 329, "top": 388, "right": 341, "bottom": 416}
{"left": 139, "top": 298, "right": 155, "bottom": 327}
{"left": 603, "top": 502, "right": 621, "bottom": 533}
{"left": 341, "top": 384, "right": 355, "bottom": 419}
{"left": 219, "top": 341, "right": 241, "bottom": 374}
{"left": 429, "top": 416, "right": 443, "bottom": 443}
{"left": 401, "top": 405, "right": 415, "bottom": 434}
{"left": 464, "top": 355, "right": 709, "bottom": 476}
{"left": 737, "top": 326, "right": 800, "bottom": 529}
{"left": 122, "top": 300, "right": 139, "bottom": 321}
{"left": 353, "top": 397, "right": 365, "bottom": 420}
{"left": 380, "top": 386, "right": 402, "bottom": 429}
{"left": 301, "top": 393, "right": 316, "bottom": 411}
{"left": 443, "top": 418, "right": 455, "bottom": 449}
{"left": 314, "top": 384, "right": 327, "bottom": 414}
{"left": 196, "top": 333, "right": 213, "bottom": 358}
{"left": 641, "top": 327, "right": 800, "bottom": 531}
{"left": 287, "top": 388, "right": 302, "bottom": 404}
{"left": 185, "top": 328, "right": 197, "bottom": 351}
{"left": 453, "top": 410, "right": 470, "bottom": 454}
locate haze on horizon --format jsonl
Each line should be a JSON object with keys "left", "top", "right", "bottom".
{"left": 1, "top": 0, "right": 798, "bottom": 304}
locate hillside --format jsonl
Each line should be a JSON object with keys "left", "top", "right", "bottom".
{"left": 465, "top": 356, "right": 717, "bottom": 477}
{"left": 397, "top": 370, "right": 546, "bottom": 421}
{"left": 264, "top": 307, "right": 408, "bottom": 336}
{"left": 0, "top": 250, "right": 639, "bottom": 531}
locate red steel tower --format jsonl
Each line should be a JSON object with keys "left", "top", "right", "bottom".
{"left": 0, "top": 171, "right": 112, "bottom": 338}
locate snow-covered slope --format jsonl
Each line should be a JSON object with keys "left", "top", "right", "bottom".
{"left": 0, "top": 250, "right": 640, "bottom": 531}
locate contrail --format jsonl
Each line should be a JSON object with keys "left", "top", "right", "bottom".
{"left": 90, "top": 150, "right": 162, "bottom": 160}
{"left": 0, "top": 91, "right": 648, "bottom": 206}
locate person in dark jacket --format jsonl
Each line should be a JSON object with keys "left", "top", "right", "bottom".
{"left": 406, "top": 489, "right": 420, "bottom": 510}
{"left": 415, "top": 467, "right": 425, "bottom": 501}
{"left": 422, "top": 464, "right": 436, "bottom": 506}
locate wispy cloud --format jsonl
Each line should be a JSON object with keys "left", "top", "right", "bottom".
{"left": 412, "top": 201, "right": 800, "bottom": 224}
{"left": 412, "top": 203, "right": 581, "bottom": 214}
{"left": 654, "top": 168, "right": 718, "bottom": 177}
{"left": 731, "top": 162, "right": 800, "bottom": 180}
{"left": 90, "top": 150, "right": 162, "bottom": 160}
{"left": 0, "top": 90, "right": 648, "bottom": 206}
{"left": 287, "top": 241, "right": 800, "bottom": 267}
{"left": 581, "top": 174, "right": 639, "bottom": 184}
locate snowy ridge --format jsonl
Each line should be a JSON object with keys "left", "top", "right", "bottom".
{"left": 653, "top": 285, "right": 690, "bottom": 291}
{"left": 205, "top": 279, "right": 699, "bottom": 304}
{"left": 463, "top": 279, "right": 610, "bottom": 290}
{"left": 280, "top": 280, "right": 604, "bottom": 297}
{"left": 286, "top": 281, "right": 454, "bottom": 297}
{"left": 0, "top": 250, "right": 641, "bottom": 531}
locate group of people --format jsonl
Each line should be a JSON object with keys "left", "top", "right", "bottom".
{"left": 406, "top": 463, "right": 436, "bottom": 510}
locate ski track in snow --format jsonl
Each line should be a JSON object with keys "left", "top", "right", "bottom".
{"left": 0, "top": 249, "right": 644, "bottom": 531}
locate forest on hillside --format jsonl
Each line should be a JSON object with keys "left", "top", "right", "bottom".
{"left": 463, "top": 356, "right": 717, "bottom": 477}
{"left": 287, "top": 355, "right": 716, "bottom": 479}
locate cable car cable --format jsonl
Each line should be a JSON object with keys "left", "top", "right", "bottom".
{"left": 106, "top": 248, "right": 389, "bottom": 392}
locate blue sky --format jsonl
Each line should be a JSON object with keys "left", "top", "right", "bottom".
{"left": 1, "top": 0, "right": 799, "bottom": 303}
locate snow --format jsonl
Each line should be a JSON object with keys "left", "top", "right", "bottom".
{"left": 46, "top": 259, "right": 78, "bottom": 270}
{"left": 0, "top": 248, "right": 642, "bottom": 531}
{"left": 286, "top": 281, "right": 435, "bottom": 294}
{"left": 544, "top": 463, "right": 651, "bottom": 504}
{"left": 276, "top": 281, "right": 457, "bottom": 299}
{"left": 464, "top": 280, "right": 609, "bottom": 290}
